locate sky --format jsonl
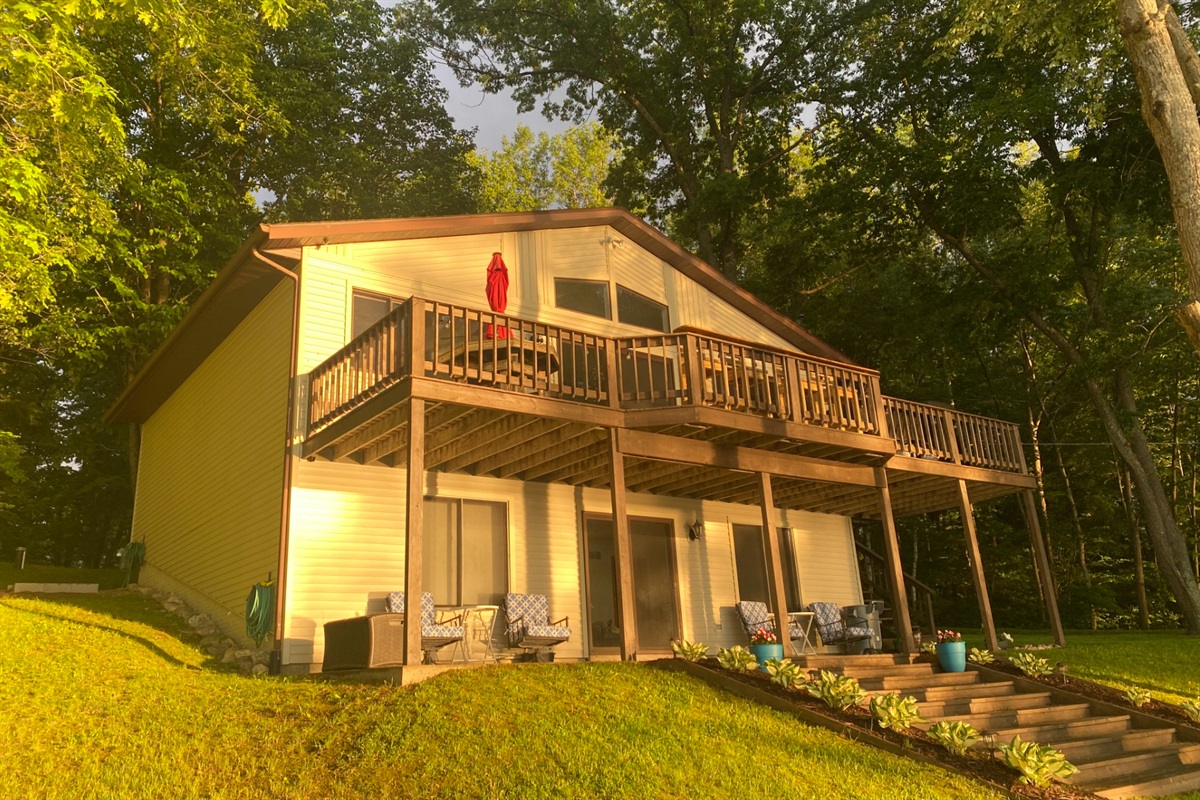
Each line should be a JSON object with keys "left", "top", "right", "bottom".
{"left": 433, "top": 63, "right": 573, "bottom": 152}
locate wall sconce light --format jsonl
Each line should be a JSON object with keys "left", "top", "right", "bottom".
{"left": 688, "top": 519, "right": 704, "bottom": 541}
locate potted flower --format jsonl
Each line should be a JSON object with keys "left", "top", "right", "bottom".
{"left": 748, "top": 627, "right": 782, "bottom": 671}
{"left": 935, "top": 629, "right": 966, "bottom": 673}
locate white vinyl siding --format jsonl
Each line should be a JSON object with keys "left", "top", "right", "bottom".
{"left": 130, "top": 281, "right": 292, "bottom": 638}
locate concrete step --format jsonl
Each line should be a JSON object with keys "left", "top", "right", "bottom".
{"left": 831, "top": 662, "right": 936, "bottom": 679}
{"left": 907, "top": 681, "right": 1017, "bottom": 703}
{"left": 930, "top": 702, "right": 1092, "bottom": 729}
{"left": 919, "top": 691, "right": 1051, "bottom": 719}
{"left": 989, "top": 714, "right": 1133, "bottom": 745}
{"left": 793, "top": 654, "right": 915, "bottom": 670}
{"left": 1089, "top": 763, "right": 1200, "bottom": 798}
{"left": 859, "top": 671, "right": 980, "bottom": 691}
{"left": 1052, "top": 728, "right": 1178, "bottom": 763}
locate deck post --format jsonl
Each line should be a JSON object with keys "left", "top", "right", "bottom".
{"left": 876, "top": 468, "right": 916, "bottom": 653}
{"left": 1021, "top": 490, "right": 1066, "bottom": 647}
{"left": 757, "top": 472, "right": 794, "bottom": 657}
{"left": 608, "top": 429, "right": 638, "bottom": 660}
{"left": 956, "top": 480, "right": 999, "bottom": 652}
{"left": 402, "top": 397, "right": 426, "bottom": 666}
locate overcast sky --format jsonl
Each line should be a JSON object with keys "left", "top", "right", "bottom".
{"left": 433, "top": 63, "right": 572, "bottom": 152}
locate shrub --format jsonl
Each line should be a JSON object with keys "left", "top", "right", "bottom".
{"left": 967, "top": 647, "right": 994, "bottom": 664}
{"left": 869, "top": 692, "right": 923, "bottom": 731}
{"left": 998, "top": 736, "right": 1078, "bottom": 787}
{"left": 807, "top": 670, "right": 868, "bottom": 712}
{"left": 764, "top": 658, "right": 805, "bottom": 690}
{"left": 1125, "top": 687, "right": 1152, "bottom": 708}
{"left": 716, "top": 645, "right": 757, "bottom": 673}
{"left": 671, "top": 640, "right": 709, "bottom": 662}
{"left": 927, "top": 720, "right": 981, "bottom": 757}
{"left": 1181, "top": 699, "right": 1200, "bottom": 723}
{"left": 1009, "top": 652, "right": 1053, "bottom": 678}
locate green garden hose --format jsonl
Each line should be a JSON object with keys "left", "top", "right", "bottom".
{"left": 245, "top": 581, "right": 275, "bottom": 646}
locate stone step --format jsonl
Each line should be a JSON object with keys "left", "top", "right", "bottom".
{"left": 1052, "top": 728, "right": 1178, "bottom": 763}
{"left": 793, "top": 654, "right": 915, "bottom": 670}
{"left": 918, "top": 691, "right": 1051, "bottom": 719}
{"left": 907, "top": 681, "right": 1017, "bottom": 703}
{"left": 859, "top": 671, "right": 981, "bottom": 691}
{"left": 828, "top": 662, "right": 936, "bottom": 679}
{"left": 1072, "top": 744, "right": 1200, "bottom": 786}
{"left": 929, "top": 702, "right": 1092, "bottom": 729}
{"left": 1089, "top": 763, "right": 1200, "bottom": 799}
{"left": 989, "top": 714, "right": 1133, "bottom": 745}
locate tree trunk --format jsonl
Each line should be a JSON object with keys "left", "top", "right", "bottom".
{"left": 1119, "top": 464, "right": 1152, "bottom": 630}
{"left": 1053, "top": 433, "right": 1096, "bottom": 628}
{"left": 1119, "top": 0, "right": 1200, "bottom": 356}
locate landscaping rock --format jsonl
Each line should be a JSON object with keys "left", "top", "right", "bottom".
{"left": 251, "top": 664, "right": 269, "bottom": 676}
{"left": 222, "top": 647, "right": 238, "bottom": 664}
{"left": 250, "top": 650, "right": 270, "bottom": 666}
{"left": 187, "top": 613, "right": 212, "bottom": 629}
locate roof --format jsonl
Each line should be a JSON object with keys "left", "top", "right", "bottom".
{"left": 105, "top": 208, "right": 852, "bottom": 425}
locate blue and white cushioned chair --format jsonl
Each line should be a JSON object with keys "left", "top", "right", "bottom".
{"left": 385, "top": 591, "right": 465, "bottom": 664}
{"left": 735, "top": 600, "right": 810, "bottom": 644}
{"left": 808, "top": 601, "right": 872, "bottom": 650}
{"left": 504, "top": 592, "right": 571, "bottom": 653}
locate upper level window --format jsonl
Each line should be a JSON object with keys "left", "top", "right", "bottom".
{"left": 351, "top": 289, "right": 403, "bottom": 339}
{"left": 617, "top": 285, "right": 670, "bottom": 332}
{"left": 554, "top": 278, "right": 611, "bottom": 320}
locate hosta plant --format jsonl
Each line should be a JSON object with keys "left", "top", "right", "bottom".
{"left": 716, "top": 645, "right": 757, "bottom": 673}
{"left": 807, "top": 670, "right": 868, "bottom": 712}
{"left": 1125, "top": 687, "right": 1153, "bottom": 708}
{"left": 671, "top": 640, "right": 709, "bottom": 662}
{"left": 921, "top": 641, "right": 937, "bottom": 655}
{"left": 869, "top": 692, "right": 924, "bottom": 731}
{"left": 999, "top": 736, "right": 1078, "bottom": 787}
{"left": 927, "top": 720, "right": 981, "bottom": 757}
{"left": 1009, "top": 652, "right": 1053, "bottom": 678}
{"left": 967, "top": 647, "right": 994, "bottom": 664}
{"left": 764, "top": 658, "right": 805, "bottom": 690}
{"left": 1181, "top": 699, "right": 1200, "bottom": 723}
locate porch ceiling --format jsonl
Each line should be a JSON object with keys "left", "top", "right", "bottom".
{"left": 306, "top": 396, "right": 1025, "bottom": 519}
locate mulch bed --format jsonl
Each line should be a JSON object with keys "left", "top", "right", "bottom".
{"left": 693, "top": 658, "right": 1097, "bottom": 800}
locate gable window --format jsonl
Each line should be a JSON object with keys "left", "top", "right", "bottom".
{"left": 351, "top": 289, "right": 403, "bottom": 339}
{"left": 423, "top": 497, "right": 508, "bottom": 606}
{"left": 617, "top": 285, "right": 669, "bottom": 332}
{"left": 554, "top": 278, "right": 611, "bottom": 320}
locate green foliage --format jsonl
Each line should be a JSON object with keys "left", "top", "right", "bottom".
{"left": 927, "top": 721, "right": 981, "bottom": 757}
{"left": 470, "top": 124, "right": 615, "bottom": 212}
{"left": 764, "top": 658, "right": 806, "bottom": 690}
{"left": 716, "top": 646, "right": 757, "bottom": 674}
{"left": 671, "top": 640, "right": 709, "bottom": 662}
{"left": 967, "top": 648, "right": 994, "bottom": 665}
{"left": 1124, "top": 687, "right": 1152, "bottom": 708}
{"left": 921, "top": 642, "right": 937, "bottom": 655}
{"left": 1009, "top": 653, "right": 1053, "bottom": 679}
{"left": 807, "top": 670, "right": 869, "bottom": 712}
{"left": 869, "top": 693, "right": 924, "bottom": 731}
{"left": 998, "top": 735, "right": 1078, "bottom": 788}
{"left": 1180, "top": 700, "right": 1200, "bottom": 724}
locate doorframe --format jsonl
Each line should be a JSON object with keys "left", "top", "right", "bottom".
{"left": 582, "top": 512, "right": 682, "bottom": 656}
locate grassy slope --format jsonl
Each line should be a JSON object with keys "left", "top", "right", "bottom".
{"left": 0, "top": 592, "right": 1002, "bottom": 800}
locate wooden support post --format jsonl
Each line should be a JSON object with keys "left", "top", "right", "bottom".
{"left": 402, "top": 397, "right": 426, "bottom": 666}
{"left": 956, "top": 480, "right": 999, "bottom": 652}
{"left": 682, "top": 334, "right": 705, "bottom": 407}
{"left": 757, "top": 472, "right": 794, "bottom": 657}
{"left": 876, "top": 468, "right": 916, "bottom": 653}
{"left": 608, "top": 430, "right": 638, "bottom": 660}
{"left": 1021, "top": 490, "right": 1066, "bottom": 647}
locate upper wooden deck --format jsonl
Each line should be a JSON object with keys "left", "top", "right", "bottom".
{"left": 301, "top": 296, "right": 1033, "bottom": 517}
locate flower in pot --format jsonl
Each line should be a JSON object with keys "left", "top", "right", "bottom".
{"left": 748, "top": 626, "right": 782, "bottom": 671}
{"left": 935, "top": 629, "right": 967, "bottom": 673}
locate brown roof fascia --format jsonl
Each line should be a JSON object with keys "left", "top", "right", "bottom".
{"left": 104, "top": 229, "right": 288, "bottom": 424}
{"left": 260, "top": 207, "right": 853, "bottom": 364}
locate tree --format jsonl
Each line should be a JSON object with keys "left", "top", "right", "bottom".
{"left": 417, "top": 0, "right": 846, "bottom": 278}
{"left": 470, "top": 123, "right": 616, "bottom": 212}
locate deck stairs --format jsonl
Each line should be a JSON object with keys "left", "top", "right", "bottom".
{"left": 793, "top": 654, "right": 1200, "bottom": 798}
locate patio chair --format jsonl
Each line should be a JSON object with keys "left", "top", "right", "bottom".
{"left": 385, "top": 591, "right": 465, "bottom": 664}
{"left": 808, "top": 601, "right": 873, "bottom": 651}
{"left": 504, "top": 593, "right": 570, "bottom": 657}
{"left": 734, "top": 600, "right": 812, "bottom": 649}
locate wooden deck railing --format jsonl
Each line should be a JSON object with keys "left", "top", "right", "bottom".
{"left": 883, "top": 397, "right": 1024, "bottom": 473}
{"left": 304, "top": 296, "right": 1025, "bottom": 473}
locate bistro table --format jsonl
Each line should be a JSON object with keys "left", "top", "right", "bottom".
{"left": 438, "top": 604, "right": 501, "bottom": 663}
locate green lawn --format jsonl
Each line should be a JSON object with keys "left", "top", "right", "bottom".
{"left": 0, "top": 562, "right": 126, "bottom": 590}
{"left": 0, "top": 591, "right": 1004, "bottom": 800}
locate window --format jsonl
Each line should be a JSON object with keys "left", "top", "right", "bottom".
{"left": 351, "top": 289, "right": 403, "bottom": 339}
{"left": 617, "top": 285, "right": 669, "bottom": 332}
{"left": 555, "top": 278, "right": 611, "bottom": 319}
{"left": 423, "top": 498, "right": 508, "bottom": 606}
{"left": 732, "top": 524, "right": 802, "bottom": 609}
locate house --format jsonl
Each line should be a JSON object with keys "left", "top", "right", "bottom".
{"left": 105, "top": 208, "right": 1063, "bottom": 675}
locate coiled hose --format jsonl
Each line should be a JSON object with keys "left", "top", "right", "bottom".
{"left": 245, "top": 581, "right": 275, "bottom": 647}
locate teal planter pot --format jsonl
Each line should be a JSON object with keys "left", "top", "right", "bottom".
{"left": 749, "top": 643, "right": 783, "bottom": 671}
{"left": 936, "top": 641, "right": 967, "bottom": 673}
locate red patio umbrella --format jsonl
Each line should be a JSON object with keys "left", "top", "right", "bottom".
{"left": 485, "top": 251, "right": 509, "bottom": 339}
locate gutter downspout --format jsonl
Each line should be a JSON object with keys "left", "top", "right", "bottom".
{"left": 251, "top": 247, "right": 300, "bottom": 676}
